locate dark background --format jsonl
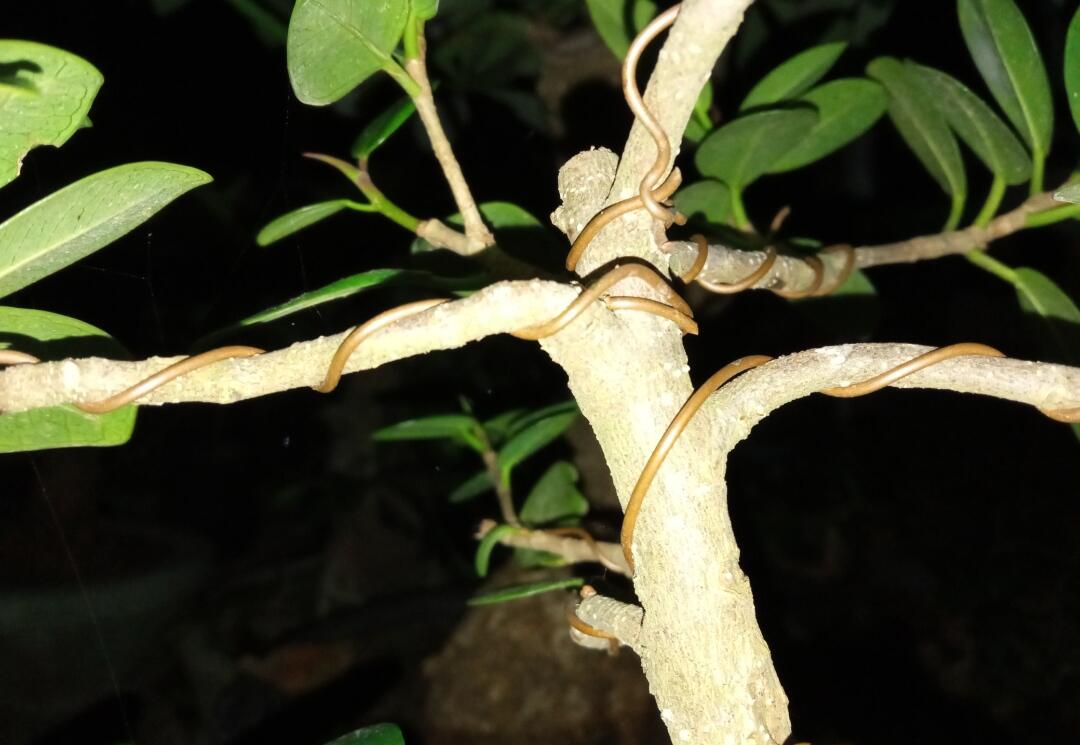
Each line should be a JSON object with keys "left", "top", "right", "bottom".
{"left": 1, "top": 1, "right": 1078, "bottom": 744}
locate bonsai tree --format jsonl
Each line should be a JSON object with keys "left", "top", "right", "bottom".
{"left": 2, "top": 0, "right": 1079, "bottom": 742}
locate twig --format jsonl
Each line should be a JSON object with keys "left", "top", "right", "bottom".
{"left": 667, "top": 190, "right": 1067, "bottom": 293}
{"left": 405, "top": 53, "right": 493, "bottom": 253}
{"left": 475, "top": 519, "right": 630, "bottom": 575}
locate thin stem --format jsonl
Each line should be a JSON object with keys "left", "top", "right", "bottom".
{"left": 730, "top": 187, "right": 751, "bottom": 231}
{"left": 355, "top": 169, "right": 421, "bottom": 232}
{"left": 1030, "top": 150, "right": 1046, "bottom": 195}
{"left": 404, "top": 41, "right": 493, "bottom": 252}
{"left": 966, "top": 249, "right": 1019, "bottom": 285}
{"left": 944, "top": 191, "right": 965, "bottom": 232}
{"left": 1025, "top": 202, "right": 1080, "bottom": 228}
{"left": 973, "top": 175, "right": 1006, "bottom": 229}
{"left": 343, "top": 200, "right": 377, "bottom": 213}
{"left": 381, "top": 58, "right": 421, "bottom": 98}
{"left": 475, "top": 426, "right": 518, "bottom": 526}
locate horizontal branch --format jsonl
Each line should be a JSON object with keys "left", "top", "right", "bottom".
{"left": 570, "top": 593, "right": 643, "bottom": 653}
{"left": 0, "top": 281, "right": 576, "bottom": 414}
{"left": 706, "top": 343, "right": 1080, "bottom": 450}
{"left": 475, "top": 519, "right": 630, "bottom": 576}
{"left": 666, "top": 191, "right": 1061, "bottom": 294}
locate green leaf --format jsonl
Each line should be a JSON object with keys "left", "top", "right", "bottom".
{"left": 519, "top": 461, "right": 589, "bottom": 527}
{"left": 467, "top": 577, "right": 584, "bottom": 606}
{"left": 482, "top": 408, "right": 527, "bottom": 444}
{"left": 1067, "top": 5, "right": 1080, "bottom": 135}
{"left": 497, "top": 409, "right": 578, "bottom": 481}
{"left": 1055, "top": 184, "right": 1080, "bottom": 204}
{"left": 448, "top": 470, "right": 492, "bottom": 503}
{"left": 694, "top": 108, "right": 818, "bottom": 191}
{"left": 513, "top": 548, "right": 565, "bottom": 569}
{"left": 0, "top": 41, "right": 103, "bottom": 189}
{"left": 911, "top": 64, "right": 1031, "bottom": 184}
{"left": 739, "top": 41, "right": 847, "bottom": 111}
{"left": 585, "top": 0, "right": 657, "bottom": 59}
{"left": 287, "top": 0, "right": 410, "bottom": 106}
{"left": 256, "top": 200, "right": 370, "bottom": 246}
{"left": 867, "top": 57, "right": 967, "bottom": 201}
{"left": 769, "top": 78, "right": 887, "bottom": 172}
{"left": 0, "top": 162, "right": 212, "bottom": 299}
{"left": 503, "top": 400, "right": 578, "bottom": 440}
{"left": 474, "top": 524, "right": 519, "bottom": 577}
{"left": 351, "top": 95, "right": 418, "bottom": 160}
{"left": 673, "top": 180, "right": 731, "bottom": 225}
{"left": 1014, "top": 267, "right": 1080, "bottom": 350}
{"left": 958, "top": 0, "right": 1053, "bottom": 157}
{"left": 374, "top": 414, "right": 483, "bottom": 451}
{"left": 220, "top": 269, "right": 483, "bottom": 332}
{"left": 324, "top": 723, "right": 405, "bottom": 745}
{"left": 0, "top": 307, "right": 136, "bottom": 453}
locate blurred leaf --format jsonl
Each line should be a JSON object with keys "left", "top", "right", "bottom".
{"left": 432, "top": 12, "right": 539, "bottom": 88}
{"left": 1014, "top": 267, "right": 1080, "bottom": 347}
{"left": 220, "top": 269, "right": 483, "bottom": 332}
{"left": 467, "top": 577, "right": 584, "bottom": 606}
{"left": 0, "top": 307, "right": 136, "bottom": 453}
{"left": 504, "top": 400, "right": 578, "bottom": 439}
{"left": 957, "top": 0, "right": 1053, "bottom": 156}
{"left": 792, "top": 269, "right": 879, "bottom": 340}
{"left": 411, "top": 0, "right": 439, "bottom": 20}
{"left": 1067, "top": 5, "right": 1080, "bottom": 135}
{"left": 375, "top": 414, "right": 483, "bottom": 451}
{"left": 830, "top": 268, "right": 876, "bottom": 297}
{"left": 287, "top": 0, "right": 409, "bottom": 105}
{"left": 519, "top": 461, "right": 589, "bottom": 526}
{"left": 867, "top": 57, "right": 967, "bottom": 200}
{"left": 351, "top": 95, "right": 418, "bottom": 160}
{"left": 482, "top": 408, "right": 527, "bottom": 444}
{"left": 497, "top": 409, "right": 579, "bottom": 479}
{"left": 256, "top": 200, "right": 370, "bottom": 246}
{"left": 911, "top": 64, "right": 1031, "bottom": 184}
{"left": 585, "top": 0, "right": 657, "bottom": 58}
{"left": 448, "top": 470, "right": 492, "bottom": 503}
{"left": 513, "top": 548, "right": 565, "bottom": 568}
{"left": 325, "top": 723, "right": 405, "bottom": 745}
{"left": 475, "top": 524, "right": 518, "bottom": 577}
{"left": 769, "top": 78, "right": 887, "bottom": 172}
{"left": 695, "top": 108, "right": 818, "bottom": 191}
{"left": 1055, "top": 184, "right": 1080, "bottom": 204}
{"left": 0, "top": 41, "right": 102, "bottom": 189}
{"left": 739, "top": 41, "right": 847, "bottom": 111}
{"left": 674, "top": 180, "right": 731, "bottom": 225}
{"left": 0, "top": 162, "right": 211, "bottom": 299}
{"left": 226, "top": 0, "right": 288, "bottom": 46}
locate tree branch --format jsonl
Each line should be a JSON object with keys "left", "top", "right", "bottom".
{"left": 666, "top": 191, "right": 1064, "bottom": 293}
{"left": 475, "top": 519, "right": 630, "bottom": 576}
{"left": 0, "top": 281, "right": 575, "bottom": 414}
{"left": 705, "top": 344, "right": 1080, "bottom": 451}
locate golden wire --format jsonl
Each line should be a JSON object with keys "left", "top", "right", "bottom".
{"left": 604, "top": 296, "right": 699, "bottom": 336}
{"left": 0, "top": 350, "right": 41, "bottom": 365}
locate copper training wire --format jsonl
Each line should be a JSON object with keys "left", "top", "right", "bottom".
{"left": 543, "top": 527, "right": 626, "bottom": 573}
{"left": 820, "top": 343, "right": 1006, "bottom": 397}
{"left": 513, "top": 263, "right": 693, "bottom": 341}
{"left": 317, "top": 299, "right": 449, "bottom": 393}
{"left": 683, "top": 234, "right": 780, "bottom": 293}
{"left": 677, "top": 234, "right": 710, "bottom": 283}
{"left": 566, "top": 584, "right": 620, "bottom": 654}
{"left": 74, "top": 346, "right": 265, "bottom": 414}
{"left": 565, "top": 169, "right": 683, "bottom": 272}
{"left": 620, "top": 355, "right": 774, "bottom": 571}
{"left": 604, "top": 296, "right": 698, "bottom": 336}
{"left": 772, "top": 254, "right": 824, "bottom": 299}
{"left": 624, "top": 4, "right": 683, "bottom": 223}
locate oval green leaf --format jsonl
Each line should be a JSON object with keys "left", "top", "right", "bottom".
{"left": 497, "top": 409, "right": 579, "bottom": 479}
{"left": 769, "top": 78, "right": 887, "bottom": 172}
{"left": 911, "top": 63, "right": 1031, "bottom": 184}
{"left": 1055, "top": 183, "right": 1080, "bottom": 204}
{"left": 287, "top": 0, "right": 410, "bottom": 106}
{"left": 467, "top": 577, "right": 584, "bottom": 606}
{"left": 585, "top": 0, "right": 657, "bottom": 59}
{"left": 739, "top": 41, "right": 847, "bottom": 112}
{"left": 0, "top": 41, "right": 103, "bottom": 189}
{"left": 256, "top": 200, "right": 367, "bottom": 246}
{"left": 1067, "top": 5, "right": 1080, "bottom": 135}
{"left": 0, "top": 306, "right": 136, "bottom": 453}
{"left": 694, "top": 108, "right": 818, "bottom": 191}
{"left": 351, "top": 95, "right": 418, "bottom": 160}
{"left": 324, "top": 723, "right": 405, "bottom": 745}
{"left": 1015, "top": 266, "right": 1080, "bottom": 335}
{"left": 867, "top": 57, "right": 967, "bottom": 201}
{"left": 519, "top": 461, "right": 589, "bottom": 527}
{"left": 474, "top": 524, "right": 519, "bottom": 577}
{"left": 0, "top": 162, "right": 211, "bottom": 299}
{"left": 448, "top": 470, "right": 492, "bottom": 503}
{"left": 374, "top": 413, "right": 483, "bottom": 451}
{"left": 957, "top": 0, "right": 1053, "bottom": 156}
{"left": 673, "top": 180, "right": 731, "bottom": 225}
